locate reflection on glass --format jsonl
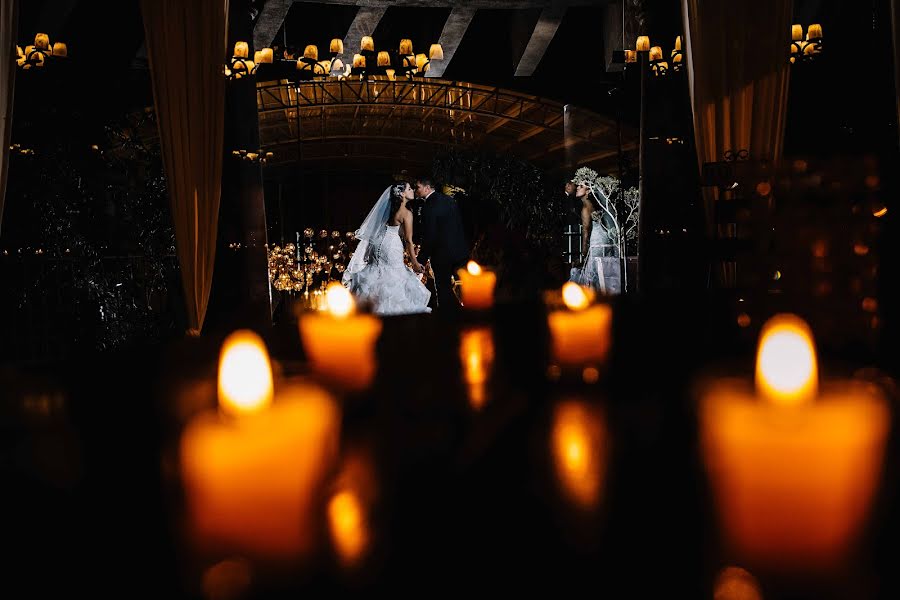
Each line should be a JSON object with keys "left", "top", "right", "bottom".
{"left": 551, "top": 401, "right": 608, "bottom": 510}
{"left": 327, "top": 451, "right": 377, "bottom": 567}
{"left": 460, "top": 326, "right": 494, "bottom": 410}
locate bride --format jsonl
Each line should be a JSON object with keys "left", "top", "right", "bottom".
{"left": 342, "top": 182, "right": 432, "bottom": 315}
{"left": 570, "top": 168, "right": 621, "bottom": 295}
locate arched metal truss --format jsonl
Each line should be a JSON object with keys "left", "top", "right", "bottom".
{"left": 257, "top": 78, "right": 636, "bottom": 174}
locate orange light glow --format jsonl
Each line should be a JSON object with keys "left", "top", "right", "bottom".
{"left": 324, "top": 282, "right": 354, "bottom": 317}
{"left": 551, "top": 402, "right": 607, "bottom": 509}
{"left": 562, "top": 282, "right": 591, "bottom": 310}
{"left": 713, "top": 566, "right": 763, "bottom": 600}
{"left": 467, "top": 260, "right": 482, "bottom": 276}
{"left": 755, "top": 314, "right": 818, "bottom": 406}
{"left": 328, "top": 490, "right": 367, "bottom": 565}
{"left": 218, "top": 330, "right": 273, "bottom": 416}
{"left": 460, "top": 327, "right": 494, "bottom": 410}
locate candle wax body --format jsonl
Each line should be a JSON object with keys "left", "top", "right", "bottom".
{"left": 700, "top": 379, "right": 888, "bottom": 568}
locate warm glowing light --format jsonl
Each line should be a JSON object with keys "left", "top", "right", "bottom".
{"left": 202, "top": 558, "right": 253, "bottom": 600}
{"left": 713, "top": 566, "right": 763, "bottom": 600}
{"left": 636, "top": 36, "right": 650, "bottom": 52}
{"left": 218, "top": 330, "right": 274, "bottom": 416}
{"left": 467, "top": 260, "right": 482, "bottom": 276}
{"left": 360, "top": 36, "right": 374, "bottom": 52}
{"left": 755, "top": 314, "right": 818, "bottom": 406}
{"left": 328, "top": 490, "right": 367, "bottom": 564}
{"left": 552, "top": 402, "right": 606, "bottom": 509}
{"left": 562, "top": 282, "right": 591, "bottom": 311}
{"left": 873, "top": 206, "right": 887, "bottom": 218}
{"left": 325, "top": 282, "right": 355, "bottom": 318}
{"left": 330, "top": 39, "right": 343, "bottom": 55}
{"left": 460, "top": 327, "right": 494, "bottom": 410}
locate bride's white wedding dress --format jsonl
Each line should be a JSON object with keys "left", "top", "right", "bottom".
{"left": 571, "top": 217, "right": 621, "bottom": 295}
{"left": 344, "top": 224, "right": 432, "bottom": 315}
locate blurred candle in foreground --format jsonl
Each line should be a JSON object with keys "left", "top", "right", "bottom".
{"left": 547, "top": 283, "right": 612, "bottom": 371}
{"left": 551, "top": 401, "right": 608, "bottom": 510}
{"left": 298, "top": 283, "right": 382, "bottom": 391}
{"left": 700, "top": 314, "right": 889, "bottom": 570}
{"left": 457, "top": 261, "right": 496, "bottom": 310}
{"left": 180, "top": 333, "right": 341, "bottom": 559}
{"left": 459, "top": 326, "right": 495, "bottom": 410}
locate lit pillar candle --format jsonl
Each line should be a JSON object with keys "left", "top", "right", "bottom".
{"left": 459, "top": 326, "right": 495, "bottom": 410}
{"left": 699, "top": 314, "right": 889, "bottom": 570}
{"left": 180, "top": 331, "right": 341, "bottom": 559}
{"left": 547, "top": 283, "right": 612, "bottom": 370}
{"left": 457, "top": 261, "right": 496, "bottom": 310}
{"left": 298, "top": 283, "right": 382, "bottom": 391}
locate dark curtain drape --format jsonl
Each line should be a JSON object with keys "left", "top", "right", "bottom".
{"left": 140, "top": 0, "right": 229, "bottom": 335}
{"left": 0, "top": 0, "right": 17, "bottom": 235}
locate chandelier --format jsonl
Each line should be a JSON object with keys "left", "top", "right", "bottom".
{"left": 226, "top": 35, "right": 443, "bottom": 81}
{"left": 268, "top": 229, "right": 354, "bottom": 294}
{"left": 16, "top": 33, "right": 67, "bottom": 69}
{"left": 790, "top": 23, "right": 823, "bottom": 63}
{"left": 623, "top": 35, "right": 683, "bottom": 77}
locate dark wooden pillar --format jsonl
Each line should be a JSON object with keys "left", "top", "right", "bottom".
{"left": 205, "top": 0, "right": 272, "bottom": 331}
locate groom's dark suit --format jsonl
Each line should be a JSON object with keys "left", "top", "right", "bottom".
{"left": 418, "top": 191, "right": 469, "bottom": 311}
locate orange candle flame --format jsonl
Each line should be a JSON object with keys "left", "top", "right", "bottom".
{"left": 324, "top": 282, "right": 355, "bottom": 317}
{"left": 218, "top": 330, "right": 273, "bottom": 416}
{"left": 755, "top": 314, "right": 818, "bottom": 406}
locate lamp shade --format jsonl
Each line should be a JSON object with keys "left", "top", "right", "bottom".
{"left": 791, "top": 24, "right": 803, "bottom": 42}
{"left": 361, "top": 36, "right": 374, "bottom": 52}
{"left": 353, "top": 54, "right": 366, "bottom": 69}
{"left": 649, "top": 46, "right": 663, "bottom": 61}
{"left": 257, "top": 47, "right": 273, "bottom": 63}
{"left": 429, "top": 43, "right": 444, "bottom": 60}
{"left": 399, "top": 39, "right": 413, "bottom": 56}
{"left": 304, "top": 45, "right": 319, "bottom": 60}
{"left": 52, "top": 42, "right": 67, "bottom": 57}
{"left": 234, "top": 41, "right": 249, "bottom": 58}
{"left": 330, "top": 38, "right": 344, "bottom": 54}
{"left": 377, "top": 51, "right": 390, "bottom": 67}
{"left": 636, "top": 36, "right": 650, "bottom": 52}
{"left": 34, "top": 33, "right": 50, "bottom": 50}
{"left": 807, "top": 23, "right": 823, "bottom": 40}
{"left": 415, "top": 53, "right": 429, "bottom": 72}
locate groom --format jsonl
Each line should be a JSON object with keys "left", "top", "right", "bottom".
{"left": 415, "top": 176, "right": 469, "bottom": 312}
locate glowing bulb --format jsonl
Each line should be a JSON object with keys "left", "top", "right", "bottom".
{"left": 562, "top": 282, "right": 591, "bottom": 310}
{"left": 218, "top": 330, "right": 274, "bottom": 416}
{"left": 755, "top": 314, "right": 818, "bottom": 406}
{"left": 325, "top": 282, "right": 354, "bottom": 317}
{"left": 466, "top": 261, "right": 482, "bottom": 276}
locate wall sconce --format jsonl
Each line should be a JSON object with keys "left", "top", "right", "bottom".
{"left": 790, "top": 23, "right": 823, "bottom": 63}
{"left": 16, "top": 33, "right": 67, "bottom": 69}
